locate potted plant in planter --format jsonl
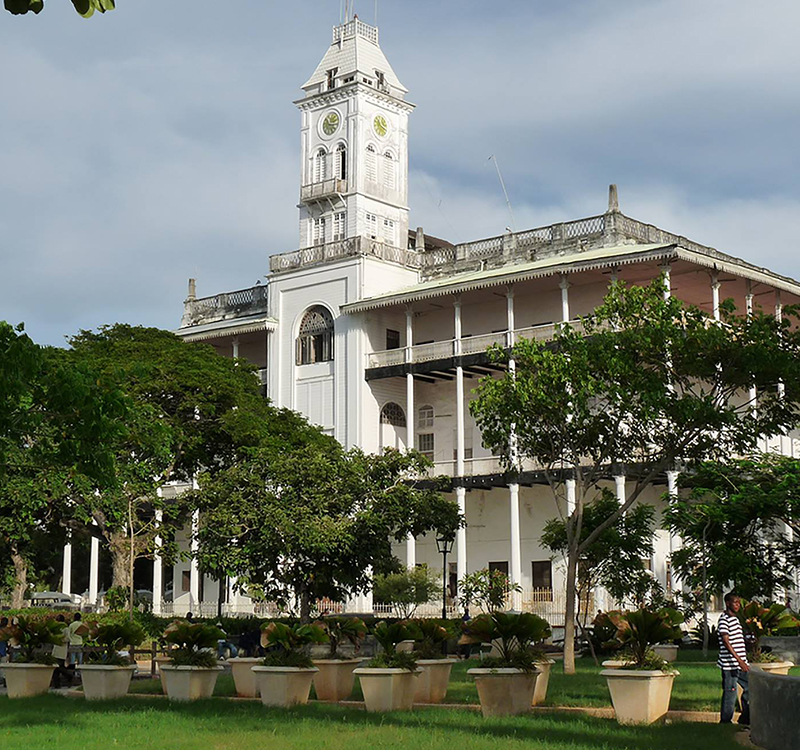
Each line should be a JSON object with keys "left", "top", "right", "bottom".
{"left": 160, "top": 620, "right": 225, "bottom": 702}
{"left": 353, "top": 621, "right": 423, "bottom": 712}
{"left": 411, "top": 619, "right": 458, "bottom": 704}
{"left": 462, "top": 611, "right": 552, "bottom": 717}
{"left": 600, "top": 608, "right": 683, "bottom": 725}
{"left": 0, "top": 616, "right": 66, "bottom": 698}
{"left": 741, "top": 600, "right": 799, "bottom": 675}
{"left": 78, "top": 620, "right": 145, "bottom": 701}
{"left": 312, "top": 617, "right": 367, "bottom": 702}
{"left": 251, "top": 622, "right": 327, "bottom": 707}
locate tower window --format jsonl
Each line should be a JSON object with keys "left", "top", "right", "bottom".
{"left": 366, "top": 212, "right": 378, "bottom": 240}
{"left": 296, "top": 306, "right": 334, "bottom": 365}
{"left": 383, "top": 151, "right": 395, "bottom": 190}
{"left": 314, "top": 148, "right": 328, "bottom": 183}
{"left": 386, "top": 329, "right": 400, "bottom": 350}
{"left": 418, "top": 433, "right": 434, "bottom": 460}
{"left": 333, "top": 212, "right": 346, "bottom": 242}
{"left": 383, "top": 218, "right": 395, "bottom": 245}
{"left": 365, "top": 145, "right": 377, "bottom": 182}
{"left": 375, "top": 70, "right": 385, "bottom": 88}
{"left": 335, "top": 144, "right": 347, "bottom": 180}
{"left": 327, "top": 68, "right": 338, "bottom": 90}
{"left": 313, "top": 217, "right": 326, "bottom": 245}
{"left": 380, "top": 402, "right": 406, "bottom": 427}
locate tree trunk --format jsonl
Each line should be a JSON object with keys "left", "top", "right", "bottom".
{"left": 109, "top": 531, "right": 133, "bottom": 590}
{"left": 299, "top": 586, "right": 312, "bottom": 625}
{"left": 562, "top": 542, "right": 579, "bottom": 674}
{"left": 10, "top": 545, "right": 27, "bottom": 609}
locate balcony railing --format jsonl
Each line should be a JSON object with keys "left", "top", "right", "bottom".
{"left": 270, "top": 236, "right": 421, "bottom": 274}
{"left": 300, "top": 178, "right": 348, "bottom": 203}
{"left": 181, "top": 285, "right": 269, "bottom": 327}
{"left": 366, "top": 322, "right": 577, "bottom": 369}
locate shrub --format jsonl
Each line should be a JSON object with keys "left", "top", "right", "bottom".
{"left": 741, "top": 600, "right": 800, "bottom": 662}
{"left": 459, "top": 568, "right": 521, "bottom": 614}
{"left": 372, "top": 566, "right": 441, "bottom": 618}
{"left": 364, "top": 620, "right": 422, "bottom": 671}
{"left": 411, "top": 618, "right": 454, "bottom": 659}
{"left": 606, "top": 608, "right": 683, "bottom": 671}
{"left": 163, "top": 620, "right": 224, "bottom": 668}
{"left": 87, "top": 621, "right": 146, "bottom": 667}
{"left": 314, "top": 617, "right": 367, "bottom": 659}
{"left": 259, "top": 622, "right": 326, "bottom": 668}
{"left": 0, "top": 615, "right": 66, "bottom": 664}
{"left": 460, "top": 611, "right": 551, "bottom": 672}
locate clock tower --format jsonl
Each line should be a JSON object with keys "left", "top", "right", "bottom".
{"left": 296, "top": 17, "right": 414, "bottom": 250}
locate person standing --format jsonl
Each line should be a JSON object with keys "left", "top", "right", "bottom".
{"left": 66, "top": 613, "right": 87, "bottom": 667}
{"left": 51, "top": 614, "right": 70, "bottom": 688}
{"left": 718, "top": 592, "right": 750, "bottom": 725}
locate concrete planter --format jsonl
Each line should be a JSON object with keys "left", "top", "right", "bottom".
{"left": 532, "top": 659, "right": 556, "bottom": 706}
{"left": 653, "top": 645, "right": 679, "bottom": 663}
{"left": 77, "top": 665, "right": 136, "bottom": 701}
{"left": 750, "top": 661, "right": 795, "bottom": 676}
{"left": 252, "top": 666, "right": 318, "bottom": 707}
{"left": 1, "top": 663, "right": 56, "bottom": 698}
{"left": 601, "top": 668, "right": 678, "bottom": 725}
{"left": 761, "top": 636, "right": 800, "bottom": 665}
{"left": 312, "top": 659, "right": 361, "bottom": 702}
{"left": 154, "top": 655, "right": 172, "bottom": 694}
{"left": 228, "top": 657, "right": 263, "bottom": 698}
{"left": 468, "top": 668, "right": 537, "bottom": 718}
{"left": 160, "top": 665, "right": 223, "bottom": 702}
{"left": 396, "top": 640, "right": 415, "bottom": 653}
{"left": 353, "top": 667, "right": 422, "bottom": 712}
{"left": 413, "top": 659, "right": 456, "bottom": 704}
{"left": 601, "top": 660, "right": 631, "bottom": 669}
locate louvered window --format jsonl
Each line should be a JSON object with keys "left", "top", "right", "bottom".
{"left": 296, "top": 306, "right": 334, "bottom": 365}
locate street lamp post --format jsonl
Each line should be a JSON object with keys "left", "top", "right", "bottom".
{"left": 436, "top": 534, "right": 455, "bottom": 622}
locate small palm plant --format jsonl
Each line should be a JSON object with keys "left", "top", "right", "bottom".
{"left": 741, "top": 600, "right": 800, "bottom": 663}
{"left": 460, "top": 611, "right": 551, "bottom": 671}
{"left": 163, "top": 620, "right": 225, "bottom": 668}
{"left": 315, "top": 617, "right": 367, "bottom": 659}
{"left": 608, "top": 608, "right": 684, "bottom": 671}
{"left": 412, "top": 618, "right": 453, "bottom": 659}
{"left": 87, "top": 621, "right": 146, "bottom": 666}
{"left": 260, "top": 621, "right": 327, "bottom": 668}
{"left": 366, "top": 620, "right": 422, "bottom": 671}
{"left": 0, "top": 616, "right": 67, "bottom": 665}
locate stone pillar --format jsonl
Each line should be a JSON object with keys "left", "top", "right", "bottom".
{"left": 711, "top": 272, "right": 721, "bottom": 321}
{"left": 62, "top": 533, "right": 72, "bottom": 596}
{"left": 405, "top": 305, "right": 416, "bottom": 568}
{"left": 89, "top": 531, "right": 100, "bottom": 606}
{"left": 190, "top": 501, "right": 200, "bottom": 611}
{"left": 666, "top": 470, "right": 681, "bottom": 593}
{"left": 559, "top": 275, "right": 571, "bottom": 324}
{"left": 661, "top": 261, "right": 671, "bottom": 301}
{"left": 565, "top": 477, "right": 576, "bottom": 516}
{"left": 509, "top": 483, "right": 522, "bottom": 609}
{"left": 232, "top": 337, "right": 240, "bottom": 360}
{"left": 614, "top": 474, "right": 626, "bottom": 506}
{"left": 454, "top": 298, "right": 468, "bottom": 589}
{"left": 153, "top": 505, "right": 163, "bottom": 616}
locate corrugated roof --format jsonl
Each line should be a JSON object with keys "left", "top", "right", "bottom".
{"left": 175, "top": 314, "right": 277, "bottom": 342}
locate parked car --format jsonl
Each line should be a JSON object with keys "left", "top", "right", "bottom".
{"left": 31, "top": 591, "right": 82, "bottom": 609}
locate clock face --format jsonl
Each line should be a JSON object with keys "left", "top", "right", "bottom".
{"left": 373, "top": 114, "right": 388, "bottom": 138}
{"left": 322, "top": 111, "right": 340, "bottom": 136}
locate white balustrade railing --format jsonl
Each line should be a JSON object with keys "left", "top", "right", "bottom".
{"left": 461, "top": 331, "right": 508, "bottom": 355}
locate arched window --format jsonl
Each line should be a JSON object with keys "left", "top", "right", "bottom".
{"left": 418, "top": 405, "right": 434, "bottom": 429}
{"left": 365, "top": 144, "right": 377, "bottom": 182}
{"left": 383, "top": 150, "right": 395, "bottom": 190}
{"left": 380, "top": 402, "right": 406, "bottom": 427}
{"left": 336, "top": 144, "right": 347, "bottom": 180}
{"left": 314, "top": 148, "right": 328, "bottom": 183}
{"left": 296, "top": 306, "right": 334, "bottom": 365}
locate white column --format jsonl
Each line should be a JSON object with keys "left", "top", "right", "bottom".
{"left": 232, "top": 337, "right": 240, "bottom": 360}
{"left": 153, "top": 505, "right": 163, "bottom": 616}
{"left": 745, "top": 284, "right": 757, "bottom": 415}
{"left": 614, "top": 474, "right": 626, "bottom": 506}
{"left": 775, "top": 291, "right": 787, "bottom": 454}
{"left": 662, "top": 261, "right": 671, "bottom": 301}
{"left": 560, "top": 275, "right": 571, "bottom": 323}
{"left": 454, "top": 298, "right": 468, "bottom": 588}
{"left": 666, "top": 470, "right": 681, "bottom": 593}
{"left": 190, "top": 497, "right": 200, "bottom": 610}
{"left": 227, "top": 576, "right": 238, "bottom": 613}
{"left": 405, "top": 306, "right": 416, "bottom": 568}
{"left": 509, "top": 483, "right": 522, "bottom": 608}
{"left": 62, "top": 533, "right": 72, "bottom": 596}
{"left": 89, "top": 531, "right": 100, "bottom": 606}
{"left": 506, "top": 286, "right": 515, "bottom": 347}
{"left": 565, "top": 477, "right": 576, "bottom": 516}
{"left": 711, "top": 272, "right": 721, "bottom": 321}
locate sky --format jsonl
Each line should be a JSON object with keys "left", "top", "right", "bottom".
{"left": 2, "top": 0, "right": 800, "bottom": 346}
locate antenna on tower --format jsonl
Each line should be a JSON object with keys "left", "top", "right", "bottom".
{"left": 488, "top": 155, "right": 517, "bottom": 233}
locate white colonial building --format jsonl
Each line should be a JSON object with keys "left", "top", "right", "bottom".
{"left": 59, "top": 16, "right": 800, "bottom": 619}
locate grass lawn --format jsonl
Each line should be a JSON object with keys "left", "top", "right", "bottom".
{"left": 0, "top": 693, "right": 743, "bottom": 750}
{"left": 128, "top": 655, "right": 800, "bottom": 713}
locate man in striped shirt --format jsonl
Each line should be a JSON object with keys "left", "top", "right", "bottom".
{"left": 718, "top": 592, "right": 750, "bottom": 725}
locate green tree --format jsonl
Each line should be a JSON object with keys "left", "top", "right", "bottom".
{"left": 666, "top": 455, "right": 800, "bottom": 602}
{"left": 65, "top": 325, "right": 281, "bottom": 612}
{"left": 4, "top": 0, "right": 114, "bottom": 17}
{"left": 372, "top": 566, "right": 442, "bottom": 618}
{"left": 194, "top": 446, "right": 463, "bottom": 623}
{"left": 470, "top": 278, "right": 800, "bottom": 673}
{"left": 0, "top": 322, "right": 124, "bottom": 607}
{"left": 541, "top": 489, "right": 656, "bottom": 634}
{"left": 458, "top": 567, "right": 521, "bottom": 614}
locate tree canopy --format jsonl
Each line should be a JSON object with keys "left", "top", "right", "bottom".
{"left": 194, "top": 445, "right": 463, "bottom": 622}
{"left": 666, "top": 454, "right": 800, "bottom": 601}
{"left": 470, "top": 277, "right": 800, "bottom": 673}
{"left": 4, "top": 0, "right": 114, "bottom": 17}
